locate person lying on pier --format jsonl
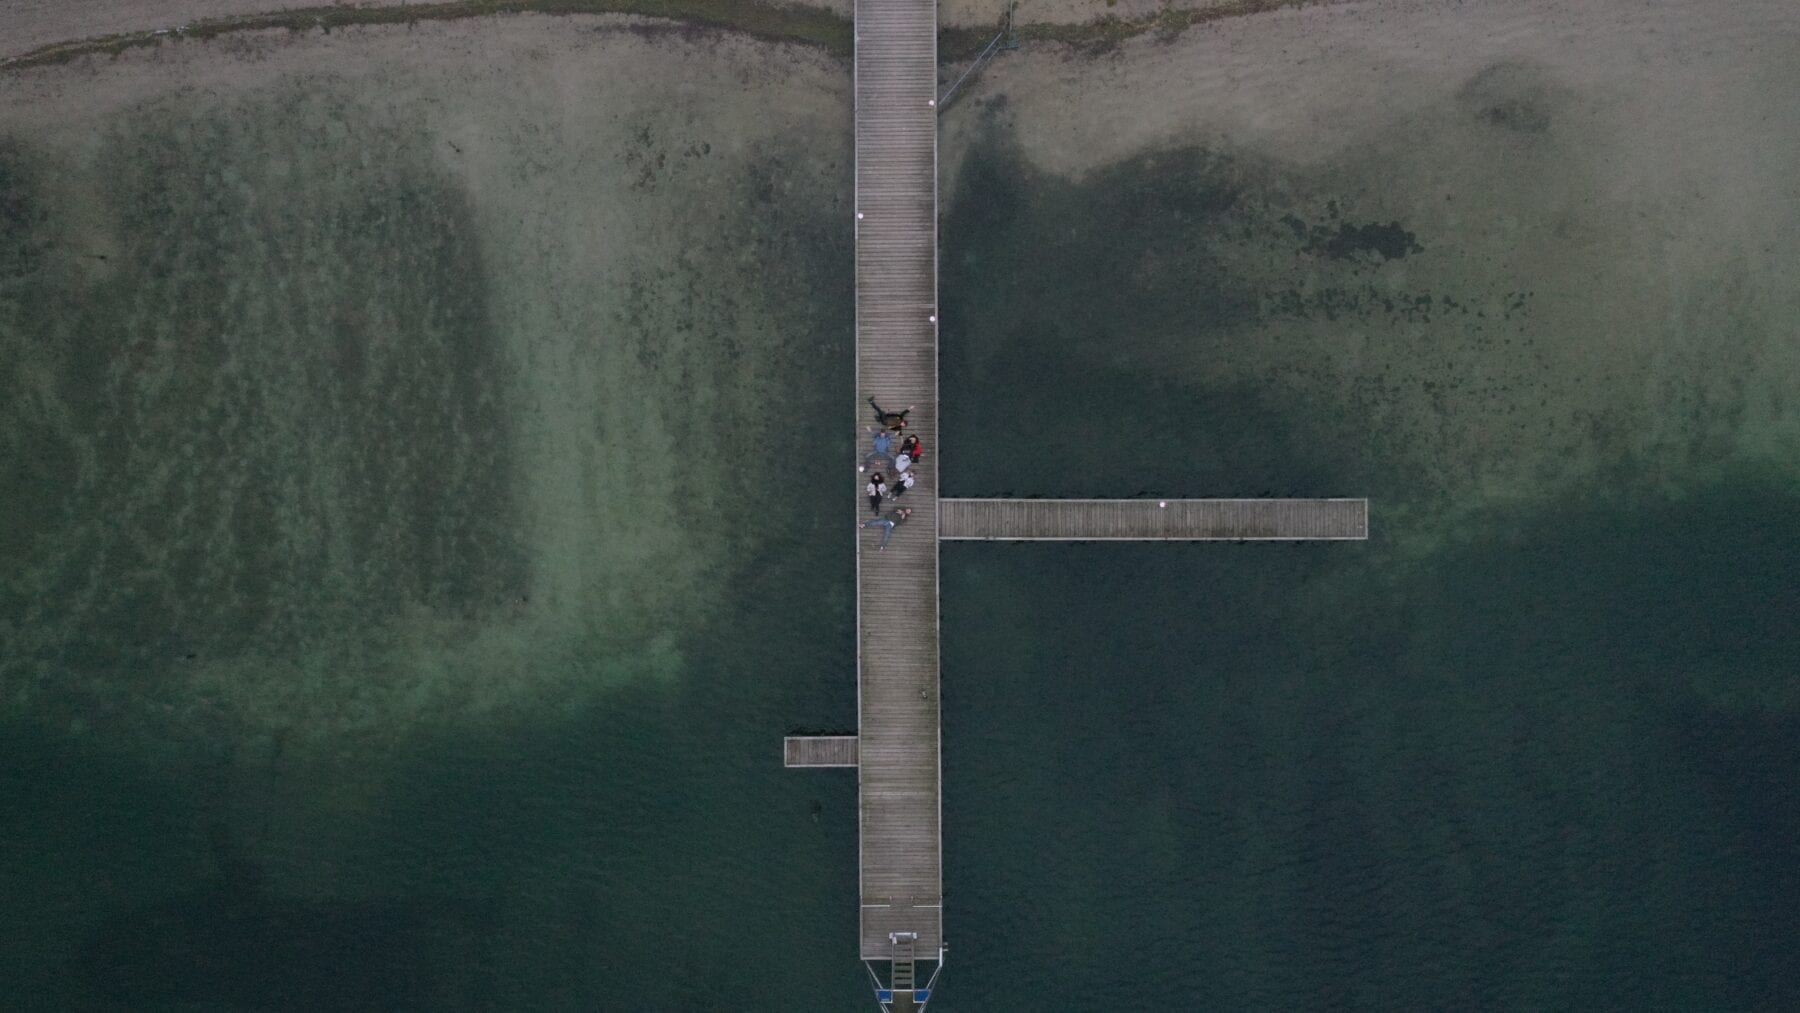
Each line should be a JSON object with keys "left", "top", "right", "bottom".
{"left": 868, "top": 397, "right": 914, "bottom": 431}
{"left": 892, "top": 470, "right": 915, "bottom": 500}
{"left": 859, "top": 506, "right": 913, "bottom": 550}
{"left": 866, "top": 473, "right": 886, "bottom": 515}
{"left": 894, "top": 451, "right": 911, "bottom": 475}
{"left": 859, "top": 427, "right": 896, "bottom": 473}
{"left": 900, "top": 434, "right": 923, "bottom": 463}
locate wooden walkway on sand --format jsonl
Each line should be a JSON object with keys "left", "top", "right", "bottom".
{"left": 938, "top": 498, "right": 1370, "bottom": 541}
{"left": 853, "top": 0, "right": 942, "bottom": 968}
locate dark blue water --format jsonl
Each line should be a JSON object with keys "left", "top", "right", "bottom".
{"left": 939, "top": 502, "right": 1800, "bottom": 1008}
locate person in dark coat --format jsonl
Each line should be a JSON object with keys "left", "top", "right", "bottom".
{"left": 859, "top": 506, "right": 913, "bottom": 550}
{"left": 868, "top": 397, "right": 914, "bottom": 431}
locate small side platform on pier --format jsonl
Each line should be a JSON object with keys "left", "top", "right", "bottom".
{"left": 938, "top": 498, "right": 1369, "bottom": 541}
{"left": 784, "top": 735, "right": 860, "bottom": 768}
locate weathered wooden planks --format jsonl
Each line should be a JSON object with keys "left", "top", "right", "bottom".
{"left": 938, "top": 498, "right": 1370, "bottom": 540}
{"left": 854, "top": 0, "right": 942, "bottom": 965}
{"left": 785, "top": 735, "right": 860, "bottom": 768}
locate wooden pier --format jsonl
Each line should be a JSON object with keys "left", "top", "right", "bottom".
{"left": 786, "top": 2, "right": 1369, "bottom": 1008}
{"left": 939, "top": 498, "right": 1369, "bottom": 541}
{"left": 851, "top": 0, "right": 942, "bottom": 977}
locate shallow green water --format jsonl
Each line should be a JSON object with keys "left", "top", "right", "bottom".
{"left": 4, "top": 34, "right": 1800, "bottom": 1013}
{"left": 0, "top": 71, "right": 867, "bottom": 1008}
{"left": 932, "top": 128, "right": 1800, "bottom": 1008}
{"left": 935, "top": 128, "right": 1800, "bottom": 1008}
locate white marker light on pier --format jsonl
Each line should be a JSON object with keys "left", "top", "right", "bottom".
{"left": 929, "top": 315, "right": 937, "bottom": 323}
{"left": 857, "top": 212, "right": 864, "bottom": 220}
{"left": 1159, "top": 501, "right": 1167, "bottom": 508}
{"left": 928, "top": 99, "right": 936, "bottom": 107}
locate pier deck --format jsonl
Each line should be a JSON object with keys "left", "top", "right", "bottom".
{"left": 785, "top": 735, "right": 860, "bottom": 768}
{"left": 939, "top": 498, "right": 1370, "bottom": 541}
{"left": 798, "top": 4, "right": 1371, "bottom": 1004}
{"left": 853, "top": 0, "right": 941, "bottom": 966}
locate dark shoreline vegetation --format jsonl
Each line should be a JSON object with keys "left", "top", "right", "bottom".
{"left": 1, "top": 1, "right": 855, "bottom": 70}
{"left": 1012, "top": 0, "right": 1329, "bottom": 53}
{"left": 2, "top": 0, "right": 1328, "bottom": 72}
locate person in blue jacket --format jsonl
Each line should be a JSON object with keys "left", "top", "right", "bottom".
{"left": 860, "top": 427, "right": 896, "bottom": 473}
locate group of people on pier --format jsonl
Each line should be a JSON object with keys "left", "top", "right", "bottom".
{"left": 859, "top": 398, "right": 922, "bottom": 550}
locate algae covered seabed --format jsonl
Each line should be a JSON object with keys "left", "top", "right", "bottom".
{"left": 1, "top": 18, "right": 864, "bottom": 1006}
{"left": 4, "top": 1, "right": 1800, "bottom": 1006}
{"left": 937, "top": 1, "right": 1800, "bottom": 1005}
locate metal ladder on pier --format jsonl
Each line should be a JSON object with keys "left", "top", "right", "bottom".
{"left": 891, "top": 936, "right": 916, "bottom": 993}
